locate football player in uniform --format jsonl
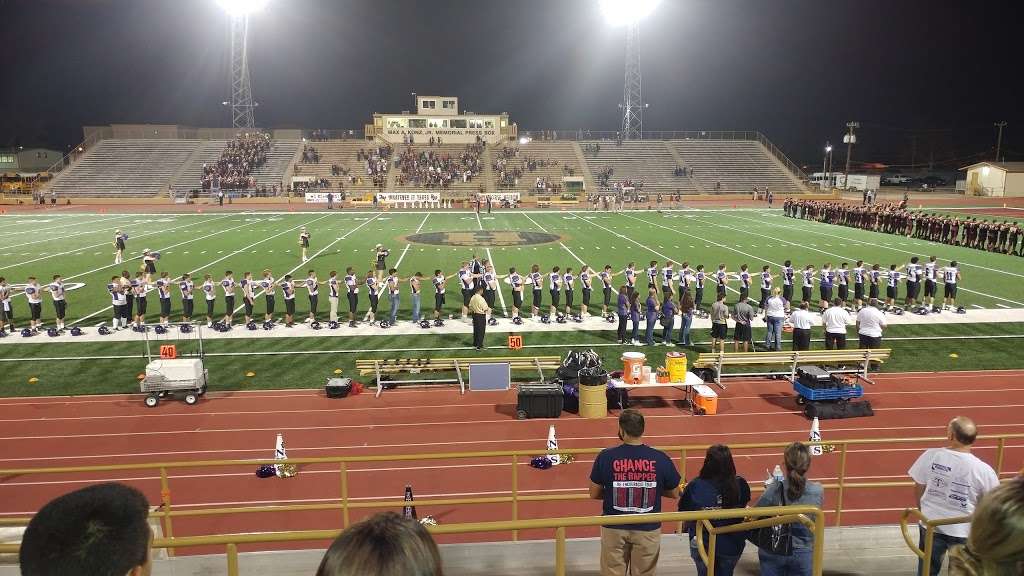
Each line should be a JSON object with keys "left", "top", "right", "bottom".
{"left": 260, "top": 270, "right": 276, "bottom": 324}
{"left": 201, "top": 274, "right": 216, "bottom": 327}
{"left": 599, "top": 264, "right": 619, "bottom": 317}
{"left": 305, "top": 269, "right": 322, "bottom": 323}
{"left": 47, "top": 275, "right": 67, "bottom": 333}
{"left": 0, "top": 277, "right": 13, "bottom": 334}
{"left": 363, "top": 271, "right": 381, "bottom": 324}
{"left": 133, "top": 271, "right": 150, "bottom": 329}
{"left": 24, "top": 277, "right": 43, "bottom": 333}
{"left": 344, "top": 267, "right": 359, "bottom": 327}
{"left": 280, "top": 274, "right": 296, "bottom": 327}
{"left": 221, "top": 271, "right": 236, "bottom": 327}
{"left": 113, "top": 230, "right": 126, "bottom": 264}
{"left": 299, "top": 227, "right": 311, "bottom": 262}
{"left": 179, "top": 273, "right": 194, "bottom": 324}
{"left": 156, "top": 271, "right": 173, "bottom": 327}
{"left": 241, "top": 271, "right": 256, "bottom": 325}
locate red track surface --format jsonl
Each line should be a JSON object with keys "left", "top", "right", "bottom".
{"left": 1, "top": 370, "right": 1023, "bottom": 555}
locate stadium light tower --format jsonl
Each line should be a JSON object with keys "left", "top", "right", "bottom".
{"left": 601, "top": 0, "right": 660, "bottom": 140}
{"left": 217, "top": 0, "right": 268, "bottom": 130}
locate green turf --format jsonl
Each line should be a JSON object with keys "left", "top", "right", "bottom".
{"left": 1, "top": 322, "right": 1021, "bottom": 397}
{"left": 2, "top": 208, "right": 1023, "bottom": 396}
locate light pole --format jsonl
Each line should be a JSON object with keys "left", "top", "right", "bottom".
{"left": 843, "top": 121, "right": 859, "bottom": 182}
{"left": 601, "top": 0, "right": 660, "bottom": 140}
{"left": 217, "top": 0, "right": 269, "bottom": 130}
{"left": 994, "top": 121, "right": 1007, "bottom": 162}
{"left": 822, "top": 143, "right": 832, "bottom": 189}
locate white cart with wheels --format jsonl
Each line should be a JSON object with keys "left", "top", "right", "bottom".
{"left": 140, "top": 358, "right": 208, "bottom": 407}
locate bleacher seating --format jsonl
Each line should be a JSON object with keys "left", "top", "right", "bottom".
{"left": 580, "top": 140, "right": 698, "bottom": 196}
{"left": 293, "top": 141, "right": 389, "bottom": 193}
{"left": 171, "top": 140, "right": 227, "bottom": 192}
{"left": 393, "top": 144, "right": 484, "bottom": 194}
{"left": 48, "top": 139, "right": 202, "bottom": 197}
{"left": 672, "top": 139, "right": 807, "bottom": 195}
{"left": 249, "top": 139, "right": 300, "bottom": 189}
{"left": 497, "top": 141, "right": 586, "bottom": 196}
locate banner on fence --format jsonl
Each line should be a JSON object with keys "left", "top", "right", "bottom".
{"left": 303, "top": 192, "right": 335, "bottom": 203}
{"left": 377, "top": 192, "right": 441, "bottom": 203}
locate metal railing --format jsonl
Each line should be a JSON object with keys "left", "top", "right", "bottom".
{"left": 0, "top": 433, "right": 1019, "bottom": 545}
{"left": 900, "top": 508, "right": 971, "bottom": 576}
{"left": 0, "top": 506, "right": 825, "bottom": 576}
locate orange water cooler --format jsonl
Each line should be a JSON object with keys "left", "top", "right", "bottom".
{"left": 621, "top": 352, "right": 646, "bottom": 384}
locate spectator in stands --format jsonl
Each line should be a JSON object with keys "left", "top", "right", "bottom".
{"left": 20, "top": 482, "right": 153, "bottom": 576}
{"left": 590, "top": 409, "right": 682, "bottom": 576}
{"left": 201, "top": 132, "right": 270, "bottom": 191}
{"left": 754, "top": 442, "right": 823, "bottom": 576}
{"left": 909, "top": 416, "right": 1000, "bottom": 576}
{"left": 679, "top": 444, "right": 751, "bottom": 576}
{"left": 856, "top": 298, "right": 887, "bottom": 348}
{"left": 316, "top": 512, "right": 442, "bottom": 576}
{"left": 947, "top": 475, "right": 1024, "bottom": 576}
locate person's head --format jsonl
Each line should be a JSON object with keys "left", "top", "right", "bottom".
{"left": 856, "top": 260, "right": 863, "bottom": 268}
{"left": 315, "top": 512, "right": 441, "bottom": 576}
{"left": 762, "top": 265, "right": 770, "bottom": 272}
{"left": 681, "top": 290, "right": 693, "bottom": 306}
{"left": 664, "top": 292, "right": 673, "bottom": 302}
{"left": 122, "top": 270, "right": 130, "bottom": 279}
{"left": 53, "top": 274, "right": 61, "bottom": 282}
{"left": 841, "top": 262, "right": 848, "bottom": 270}
{"left": 604, "top": 264, "right": 612, "bottom": 272}
{"left": 20, "top": 483, "right": 153, "bottom": 576}
{"left": 551, "top": 266, "right": 559, "bottom": 273}
{"left": 889, "top": 264, "right": 897, "bottom": 271}
{"left": 948, "top": 416, "right": 979, "bottom": 448}
{"left": 954, "top": 476, "right": 1024, "bottom": 576}
{"left": 718, "top": 263, "right": 725, "bottom": 271}
{"left": 243, "top": 271, "right": 252, "bottom": 279}
{"left": 872, "top": 263, "right": 880, "bottom": 271}
{"left": 329, "top": 270, "right": 337, "bottom": 278}
{"left": 773, "top": 287, "right": 781, "bottom": 297}
{"left": 698, "top": 444, "right": 741, "bottom": 507}
{"left": 717, "top": 293, "right": 725, "bottom": 303}
{"left": 782, "top": 442, "right": 812, "bottom": 501}
{"left": 182, "top": 272, "right": 191, "bottom": 281}
{"left": 911, "top": 256, "right": 919, "bottom": 264}
{"left": 805, "top": 264, "right": 813, "bottom": 271}
{"left": 225, "top": 270, "right": 233, "bottom": 278}
{"left": 0, "top": 276, "right": 5, "bottom": 285}
{"left": 204, "top": 274, "right": 212, "bottom": 281}
{"left": 565, "top": 267, "right": 573, "bottom": 275}
{"left": 950, "top": 260, "right": 958, "bottom": 269}
{"left": 389, "top": 268, "right": 397, "bottom": 276}
{"left": 929, "top": 255, "right": 936, "bottom": 263}
{"left": 799, "top": 301, "right": 809, "bottom": 311}
{"left": 738, "top": 295, "right": 747, "bottom": 303}
{"left": 784, "top": 259, "right": 791, "bottom": 267}
{"left": 475, "top": 287, "right": 484, "bottom": 295}
{"left": 618, "top": 409, "right": 645, "bottom": 442}
{"left": 649, "top": 260, "right": 658, "bottom": 267}
{"left": 647, "top": 287, "right": 657, "bottom": 298}
{"left": 740, "top": 264, "right": 748, "bottom": 272}
{"left": 284, "top": 274, "right": 292, "bottom": 281}
{"left": 832, "top": 298, "right": 842, "bottom": 307}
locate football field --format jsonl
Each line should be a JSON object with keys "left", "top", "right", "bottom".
{"left": 2, "top": 207, "right": 1024, "bottom": 397}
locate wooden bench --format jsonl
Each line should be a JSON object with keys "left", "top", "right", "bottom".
{"left": 355, "top": 356, "right": 562, "bottom": 397}
{"left": 691, "top": 348, "right": 891, "bottom": 389}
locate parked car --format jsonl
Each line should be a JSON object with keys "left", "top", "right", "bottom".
{"left": 882, "top": 174, "right": 912, "bottom": 185}
{"left": 915, "top": 175, "right": 948, "bottom": 187}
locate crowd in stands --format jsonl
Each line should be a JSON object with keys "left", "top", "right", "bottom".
{"left": 15, "top": 410, "right": 1023, "bottom": 576}
{"left": 674, "top": 165, "right": 695, "bottom": 177}
{"left": 200, "top": 132, "right": 270, "bottom": 190}
{"left": 358, "top": 145, "right": 392, "bottom": 189}
{"left": 582, "top": 142, "right": 601, "bottom": 157}
{"left": 785, "top": 199, "right": 1024, "bottom": 255}
{"left": 301, "top": 145, "right": 321, "bottom": 164}
{"left": 395, "top": 143, "right": 483, "bottom": 188}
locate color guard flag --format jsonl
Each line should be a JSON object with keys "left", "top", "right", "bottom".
{"left": 547, "top": 425, "right": 561, "bottom": 466}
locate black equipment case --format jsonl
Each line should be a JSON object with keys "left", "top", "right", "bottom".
{"left": 516, "top": 382, "right": 563, "bottom": 419}
{"left": 796, "top": 365, "right": 833, "bottom": 389}
{"left": 326, "top": 378, "right": 353, "bottom": 398}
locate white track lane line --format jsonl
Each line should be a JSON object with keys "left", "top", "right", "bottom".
{"left": 476, "top": 210, "right": 508, "bottom": 316}
{"left": 394, "top": 213, "right": 429, "bottom": 269}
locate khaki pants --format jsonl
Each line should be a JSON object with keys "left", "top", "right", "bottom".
{"left": 600, "top": 526, "right": 661, "bottom": 576}
{"left": 329, "top": 297, "right": 339, "bottom": 322}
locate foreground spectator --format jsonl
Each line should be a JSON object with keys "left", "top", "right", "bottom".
{"left": 20, "top": 482, "right": 153, "bottom": 576}
{"left": 948, "top": 475, "right": 1024, "bottom": 576}
{"left": 909, "top": 416, "right": 999, "bottom": 576}
{"left": 754, "top": 442, "right": 823, "bottom": 576}
{"left": 316, "top": 512, "right": 442, "bottom": 576}
{"left": 679, "top": 444, "right": 751, "bottom": 576}
{"left": 590, "top": 409, "right": 681, "bottom": 576}
{"left": 856, "top": 298, "right": 886, "bottom": 348}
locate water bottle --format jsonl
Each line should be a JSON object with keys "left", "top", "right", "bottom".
{"left": 772, "top": 464, "right": 784, "bottom": 484}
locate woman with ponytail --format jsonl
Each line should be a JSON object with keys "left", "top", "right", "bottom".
{"left": 754, "top": 442, "right": 824, "bottom": 576}
{"left": 948, "top": 475, "right": 1024, "bottom": 576}
{"left": 679, "top": 444, "right": 751, "bottom": 576}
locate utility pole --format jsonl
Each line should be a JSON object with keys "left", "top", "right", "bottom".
{"left": 994, "top": 121, "right": 1007, "bottom": 162}
{"left": 843, "top": 121, "right": 859, "bottom": 180}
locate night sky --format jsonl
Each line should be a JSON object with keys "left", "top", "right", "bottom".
{"left": 1, "top": 0, "right": 1019, "bottom": 169}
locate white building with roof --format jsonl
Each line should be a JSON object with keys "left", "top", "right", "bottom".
{"left": 962, "top": 161, "right": 1024, "bottom": 197}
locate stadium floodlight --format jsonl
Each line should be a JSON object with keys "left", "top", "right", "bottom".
{"left": 600, "top": 0, "right": 660, "bottom": 26}
{"left": 602, "top": 0, "right": 659, "bottom": 140}
{"left": 216, "top": 0, "right": 269, "bottom": 16}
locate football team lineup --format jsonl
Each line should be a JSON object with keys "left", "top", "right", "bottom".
{"left": 2, "top": 207, "right": 1024, "bottom": 336}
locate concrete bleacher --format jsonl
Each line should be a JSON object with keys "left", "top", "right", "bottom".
{"left": 579, "top": 140, "right": 698, "bottom": 196}
{"left": 171, "top": 140, "right": 227, "bottom": 191}
{"left": 672, "top": 139, "right": 807, "bottom": 195}
{"left": 249, "top": 139, "right": 301, "bottom": 189}
{"left": 294, "top": 141, "right": 388, "bottom": 193}
{"left": 393, "top": 144, "right": 485, "bottom": 196}
{"left": 48, "top": 139, "right": 202, "bottom": 197}
{"left": 498, "top": 141, "right": 587, "bottom": 196}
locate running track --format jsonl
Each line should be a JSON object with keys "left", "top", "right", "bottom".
{"left": 1, "top": 370, "right": 1022, "bottom": 555}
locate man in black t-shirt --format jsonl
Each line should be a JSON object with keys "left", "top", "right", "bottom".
{"left": 590, "top": 409, "right": 681, "bottom": 576}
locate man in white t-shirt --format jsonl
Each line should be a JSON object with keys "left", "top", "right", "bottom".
{"left": 856, "top": 298, "right": 887, "bottom": 348}
{"left": 908, "top": 416, "right": 999, "bottom": 576}
{"left": 789, "top": 300, "right": 815, "bottom": 351}
{"left": 821, "top": 298, "right": 852, "bottom": 350}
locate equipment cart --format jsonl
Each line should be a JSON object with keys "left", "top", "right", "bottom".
{"left": 791, "top": 379, "right": 863, "bottom": 405}
{"left": 140, "top": 358, "right": 208, "bottom": 407}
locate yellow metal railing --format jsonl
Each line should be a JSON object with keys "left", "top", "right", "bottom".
{"left": 0, "top": 433, "right": 1019, "bottom": 550}
{"left": 0, "top": 506, "right": 825, "bottom": 576}
{"left": 900, "top": 508, "right": 971, "bottom": 576}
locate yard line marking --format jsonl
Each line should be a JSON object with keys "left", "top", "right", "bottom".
{"left": 236, "top": 214, "right": 384, "bottom": 314}
{"left": 395, "top": 213, "right": 430, "bottom": 270}
{"left": 0, "top": 213, "right": 139, "bottom": 240}
{"left": 997, "top": 304, "right": 1011, "bottom": 309}
{"left": 521, "top": 213, "right": 586, "bottom": 266}
{"left": 476, "top": 211, "right": 508, "bottom": 316}
{"left": 685, "top": 212, "right": 1024, "bottom": 307}
{"left": 72, "top": 215, "right": 333, "bottom": 327}
{"left": 0, "top": 215, "right": 141, "bottom": 250}
{"left": 0, "top": 212, "right": 239, "bottom": 272}
{"left": 717, "top": 211, "right": 1024, "bottom": 280}
{"left": 971, "top": 304, "right": 984, "bottom": 309}
{"left": 578, "top": 212, "right": 741, "bottom": 295}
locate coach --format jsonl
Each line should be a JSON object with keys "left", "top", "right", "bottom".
{"left": 468, "top": 287, "right": 490, "bottom": 350}
{"left": 856, "top": 298, "right": 887, "bottom": 348}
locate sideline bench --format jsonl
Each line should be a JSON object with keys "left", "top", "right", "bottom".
{"left": 692, "top": 348, "right": 891, "bottom": 389}
{"left": 355, "top": 356, "right": 562, "bottom": 397}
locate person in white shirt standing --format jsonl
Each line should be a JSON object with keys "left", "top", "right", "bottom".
{"left": 856, "top": 298, "right": 887, "bottom": 349}
{"left": 821, "top": 298, "right": 852, "bottom": 350}
{"left": 789, "top": 300, "right": 814, "bottom": 351}
{"left": 48, "top": 275, "right": 67, "bottom": 332}
{"left": 763, "top": 287, "right": 787, "bottom": 351}
{"left": 327, "top": 271, "right": 340, "bottom": 323}
{"left": 24, "top": 277, "right": 43, "bottom": 333}
{"left": 908, "top": 416, "right": 999, "bottom": 576}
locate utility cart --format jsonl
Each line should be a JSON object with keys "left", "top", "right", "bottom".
{"left": 140, "top": 358, "right": 208, "bottom": 407}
